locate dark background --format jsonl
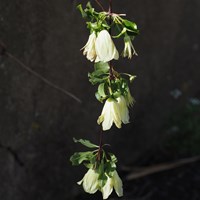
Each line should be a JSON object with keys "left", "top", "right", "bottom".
{"left": 0, "top": 0, "right": 200, "bottom": 199}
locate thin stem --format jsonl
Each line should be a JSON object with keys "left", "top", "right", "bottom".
{"left": 109, "top": 0, "right": 112, "bottom": 15}
{"left": 95, "top": 0, "right": 105, "bottom": 11}
{"left": 97, "top": 130, "right": 103, "bottom": 161}
{"left": 108, "top": 0, "right": 115, "bottom": 81}
{"left": 7, "top": 52, "right": 82, "bottom": 103}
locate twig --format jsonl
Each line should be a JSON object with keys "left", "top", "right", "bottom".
{"left": 125, "top": 155, "right": 200, "bottom": 180}
{"left": 0, "top": 41, "right": 82, "bottom": 103}
{"left": 95, "top": 0, "right": 105, "bottom": 11}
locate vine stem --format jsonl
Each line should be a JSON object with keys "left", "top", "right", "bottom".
{"left": 108, "top": 0, "right": 114, "bottom": 80}
{"left": 97, "top": 0, "right": 113, "bottom": 162}
{"left": 97, "top": 130, "right": 103, "bottom": 161}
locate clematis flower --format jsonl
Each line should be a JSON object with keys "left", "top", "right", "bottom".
{"left": 81, "top": 31, "right": 97, "bottom": 62}
{"left": 95, "top": 30, "right": 119, "bottom": 63}
{"left": 77, "top": 168, "right": 99, "bottom": 194}
{"left": 97, "top": 96, "right": 129, "bottom": 131}
{"left": 122, "top": 35, "right": 137, "bottom": 59}
{"left": 101, "top": 170, "right": 123, "bottom": 199}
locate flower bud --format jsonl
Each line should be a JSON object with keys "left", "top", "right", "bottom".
{"left": 122, "top": 35, "right": 137, "bottom": 59}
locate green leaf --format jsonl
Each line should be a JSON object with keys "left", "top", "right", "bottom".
{"left": 94, "top": 62, "right": 110, "bottom": 72}
{"left": 104, "top": 153, "right": 118, "bottom": 177}
{"left": 88, "top": 62, "right": 109, "bottom": 85}
{"left": 98, "top": 160, "right": 108, "bottom": 187}
{"left": 95, "top": 92, "right": 103, "bottom": 103}
{"left": 70, "top": 151, "right": 95, "bottom": 166}
{"left": 123, "top": 19, "right": 137, "bottom": 30}
{"left": 122, "top": 19, "right": 139, "bottom": 35}
{"left": 98, "top": 83, "right": 107, "bottom": 98}
{"left": 109, "top": 153, "right": 118, "bottom": 163}
{"left": 73, "top": 138, "right": 99, "bottom": 148}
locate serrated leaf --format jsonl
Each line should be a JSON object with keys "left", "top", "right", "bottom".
{"left": 70, "top": 151, "right": 95, "bottom": 166}
{"left": 88, "top": 63, "right": 109, "bottom": 85}
{"left": 73, "top": 138, "right": 99, "bottom": 148}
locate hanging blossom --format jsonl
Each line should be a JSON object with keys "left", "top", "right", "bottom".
{"left": 81, "top": 31, "right": 97, "bottom": 62}
{"left": 125, "top": 88, "right": 135, "bottom": 107}
{"left": 77, "top": 168, "right": 99, "bottom": 194}
{"left": 97, "top": 96, "right": 129, "bottom": 131}
{"left": 101, "top": 170, "right": 123, "bottom": 199}
{"left": 82, "top": 29, "right": 119, "bottom": 63}
{"left": 78, "top": 168, "right": 123, "bottom": 199}
{"left": 122, "top": 34, "right": 137, "bottom": 59}
{"left": 95, "top": 30, "right": 119, "bottom": 63}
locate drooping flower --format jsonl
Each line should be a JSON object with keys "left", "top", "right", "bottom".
{"left": 122, "top": 34, "right": 137, "bottom": 59}
{"left": 97, "top": 96, "right": 129, "bottom": 131}
{"left": 95, "top": 30, "right": 119, "bottom": 63}
{"left": 77, "top": 168, "right": 99, "bottom": 194}
{"left": 81, "top": 31, "right": 97, "bottom": 62}
{"left": 101, "top": 170, "right": 123, "bottom": 199}
{"left": 125, "top": 88, "right": 135, "bottom": 107}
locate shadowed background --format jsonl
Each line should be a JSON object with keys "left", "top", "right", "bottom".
{"left": 0, "top": 0, "right": 200, "bottom": 199}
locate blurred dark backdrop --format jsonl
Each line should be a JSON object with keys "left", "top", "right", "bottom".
{"left": 0, "top": 0, "right": 200, "bottom": 199}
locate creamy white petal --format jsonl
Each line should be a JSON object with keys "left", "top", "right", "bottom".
{"left": 78, "top": 169, "right": 99, "bottom": 194}
{"left": 82, "top": 32, "right": 97, "bottom": 62}
{"left": 95, "top": 30, "right": 119, "bottom": 63}
{"left": 98, "top": 96, "right": 130, "bottom": 130}
{"left": 101, "top": 99, "right": 114, "bottom": 131}
{"left": 117, "top": 96, "right": 129, "bottom": 124}
{"left": 111, "top": 100, "right": 122, "bottom": 129}
{"left": 113, "top": 171, "right": 123, "bottom": 197}
{"left": 101, "top": 177, "right": 114, "bottom": 199}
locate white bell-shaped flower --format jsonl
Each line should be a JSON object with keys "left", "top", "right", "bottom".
{"left": 77, "top": 168, "right": 99, "bottom": 194}
{"left": 97, "top": 96, "right": 129, "bottom": 131}
{"left": 101, "top": 170, "right": 123, "bottom": 199}
{"left": 81, "top": 32, "right": 97, "bottom": 62}
{"left": 95, "top": 30, "right": 119, "bottom": 63}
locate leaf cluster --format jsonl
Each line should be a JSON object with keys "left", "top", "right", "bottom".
{"left": 77, "top": 2, "right": 139, "bottom": 38}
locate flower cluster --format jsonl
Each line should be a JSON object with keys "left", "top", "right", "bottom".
{"left": 70, "top": 138, "right": 123, "bottom": 199}
{"left": 78, "top": 168, "right": 123, "bottom": 199}
{"left": 80, "top": 2, "right": 138, "bottom": 131}
{"left": 70, "top": 2, "right": 139, "bottom": 199}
